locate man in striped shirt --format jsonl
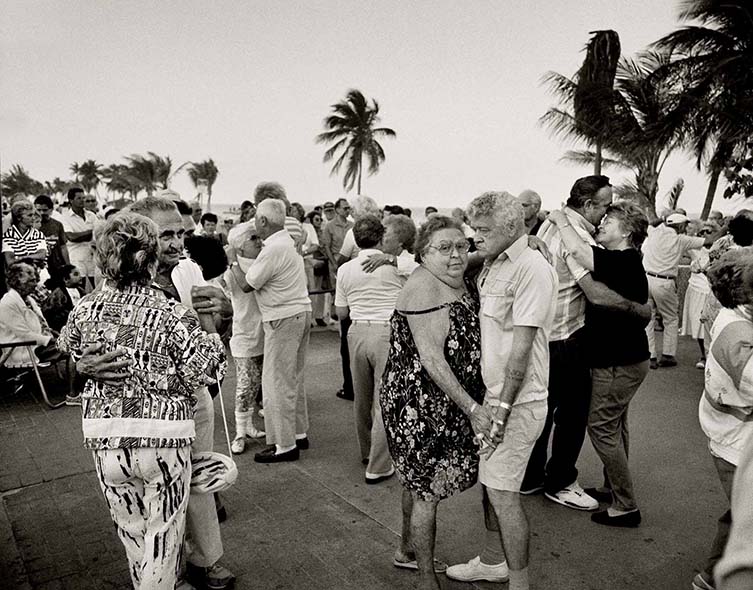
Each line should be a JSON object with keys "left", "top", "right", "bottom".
{"left": 2, "top": 200, "right": 47, "bottom": 267}
{"left": 522, "top": 175, "right": 650, "bottom": 511}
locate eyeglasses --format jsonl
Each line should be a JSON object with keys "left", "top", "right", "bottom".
{"left": 427, "top": 240, "right": 470, "bottom": 256}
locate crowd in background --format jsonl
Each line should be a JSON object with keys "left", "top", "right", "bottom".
{"left": 1, "top": 180, "right": 753, "bottom": 590}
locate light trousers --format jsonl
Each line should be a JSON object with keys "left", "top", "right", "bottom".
{"left": 646, "top": 275, "right": 679, "bottom": 357}
{"left": 262, "top": 311, "right": 311, "bottom": 447}
{"left": 348, "top": 323, "right": 393, "bottom": 475}
{"left": 94, "top": 446, "right": 191, "bottom": 590}
{"left": 185, "top": 387, "right": 223, "bottom": 567}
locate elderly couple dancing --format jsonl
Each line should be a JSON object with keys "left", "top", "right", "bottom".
{"left": 379, "top": 191, "right": 557, "bottom": 590}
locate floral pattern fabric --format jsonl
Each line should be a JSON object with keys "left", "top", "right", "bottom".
{"left": 380, "top": 291, "right": 485, "bottom": 501}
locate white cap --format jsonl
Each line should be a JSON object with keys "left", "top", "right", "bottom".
{"left": 666, "top": 213, "right": 689, "bottom": 226}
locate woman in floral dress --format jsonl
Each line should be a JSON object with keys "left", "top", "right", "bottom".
{"left": 380, "top": 215, "right": 493, "bottom": 590}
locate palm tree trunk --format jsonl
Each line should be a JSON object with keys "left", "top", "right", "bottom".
{"left": 594, "top": 141, "right": 602, "bottom": 175}
{"left": 357, "top": 153, "right": 363, "bottom": 195}
{"left": 700, "top": 167, "right": 722, "bottom": 220}
{"left": 206, "top": 186, "right": 212, "bottom": 213}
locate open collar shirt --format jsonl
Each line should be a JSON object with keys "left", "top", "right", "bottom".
{"left": 478, "top": 235, "right": 558, "bottom": 405}
{"left": 537, "top": 207, "right": 596, "bottom": 341}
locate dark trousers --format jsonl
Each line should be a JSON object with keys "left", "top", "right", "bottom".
{"left": 703, "top": 455, "right": 735, "bottom": 578}
{"left": 523, "top": 327, "right": 592, "bottom": 495}
{"left": 340, "top": 318, "right": 354, "bottom": 397}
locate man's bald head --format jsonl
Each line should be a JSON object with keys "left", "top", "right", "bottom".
{"left": 517, "top": 189, "right": 541, "bottom": 223}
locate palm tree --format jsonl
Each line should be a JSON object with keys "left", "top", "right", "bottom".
{"left": 315, "top": 89, "right": 396, "bottom": 193}
{"left": 1, "top": 164, "right": 44, "bottom": 197}
{"left": 187, "top": 159, "right": 219, "bottom": 211}
{"left": 44, "top": 177, "right": 70, "bottom": 200}
{"left": 123, "top": 152, "right": 172, "bottom": 196}
{"left": 101, "top": 163, "right": 142, "bottom": 201}
{"left": 653, "top": 0, "right": 753, "bottom": 218}
{"left": 70, "top": 159, "right": 103, "bottom": 195}
{"left": 542, "top": 50, "right": 687, "bottom": 209}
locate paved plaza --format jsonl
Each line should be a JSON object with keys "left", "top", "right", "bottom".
{"left": 1, "top": 328, "right": 724, "bottom": 590}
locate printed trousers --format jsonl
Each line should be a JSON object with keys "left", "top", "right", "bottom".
{"left": 94, "top": 446, "right": 191, "bottom": 590}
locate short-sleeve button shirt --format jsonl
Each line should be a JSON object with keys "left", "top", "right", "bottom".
{"left": 478, "top": 235, "right": 558, "bottom": 405}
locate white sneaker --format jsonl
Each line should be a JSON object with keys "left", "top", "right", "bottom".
{"left": 445, "top": 556, "right": 509, "bottom": 583}
{"left": 545, "top": 481, "right": 599, "bottom": 511}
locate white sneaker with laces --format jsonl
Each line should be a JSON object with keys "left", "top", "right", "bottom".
{"left": 545, "top": 481, "right": 599, "bottom": 511}
{"left": 445, "top": 556, "right": 509, "bottom": 583}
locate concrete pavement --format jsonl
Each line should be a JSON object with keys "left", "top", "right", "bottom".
{"left": 0, "top": 328, "right": 725, "bottom": 589}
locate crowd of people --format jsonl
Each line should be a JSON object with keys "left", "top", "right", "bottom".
{"left": 1, "top": 177, "right": 752, "bottom": 590}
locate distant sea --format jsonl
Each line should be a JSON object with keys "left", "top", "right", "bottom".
{"left": 210, "top": 201, "right": 455, "bottom": 221}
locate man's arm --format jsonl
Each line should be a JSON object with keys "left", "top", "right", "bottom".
{"left": 66, "top": 230, "right": 93, "bottom": 242}
{"left": 335, "top": 305, "right": 350, "bottom": 321}
{"left": 60, "top": 243, "right": 70, "bottom": 265}
{"left": 75, "top": 344, "right": 131, "bottom": 385}
{"left": 577, "top": 274, "right": 651, "bottom": 324}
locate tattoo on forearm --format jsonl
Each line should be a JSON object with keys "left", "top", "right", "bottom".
{"left": 505, "top": 366, "right": 526, "bottom": 381}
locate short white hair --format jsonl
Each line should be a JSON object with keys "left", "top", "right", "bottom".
{"left": 467, "top": 191, "right": 525, "bottom": 234}
{"left": 256, "top": 198, "right": 286, "bottom": 227}
{"left": 351, "top": 195, "right": 380, "bottom": 220}
{"left": 227, "top": 220, "right": 257, "bottom": 249}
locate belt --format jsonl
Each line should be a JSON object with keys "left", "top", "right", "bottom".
{"left": 646, "top": 271, "right": 676, "bottom": 280}
{"left": 351, "top": 319, "right": 390, "bottom": 326}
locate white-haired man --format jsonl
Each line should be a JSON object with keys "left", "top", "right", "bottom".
{"left": 642, "top": 211, "right": 717, "bottom": 369}
{"left": 75, "top": 196, "right": 235, "bottom": 590}
{"left": 227, "top": 198, "right": 312, "bottom": 463}
{"left": 447, "top": 192, "right": 556, "bottom": 590}
{"left": 516, "top": 190, "right": 543, "bottom": 236}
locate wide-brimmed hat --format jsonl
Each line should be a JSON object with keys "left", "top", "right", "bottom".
{"left": 666, "top": 213, "right": 689, "bottom": 226}
{"left": 191, "top": 451, "right": 238, "bottom": 494}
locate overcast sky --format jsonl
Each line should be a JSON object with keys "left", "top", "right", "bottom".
{"left": 0, "top": 0, "right": 741, "bottom": 214}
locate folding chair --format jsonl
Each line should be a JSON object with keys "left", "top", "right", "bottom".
{"left": 0, "top": 340, "right": 66, "bottom": 409}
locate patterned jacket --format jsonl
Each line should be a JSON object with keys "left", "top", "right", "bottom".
{"left": 58, "top": 284, "right": 227, "bottom": 450}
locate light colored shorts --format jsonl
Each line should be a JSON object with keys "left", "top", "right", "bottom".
{"left": 479, "top": 399, "right": 547, "bottom": 492}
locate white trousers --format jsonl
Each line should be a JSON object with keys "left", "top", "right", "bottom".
{"left": 646, "top": 275, "right": 679, "bottom": 357}
{"left": 94, "top": 446, "right": 191, "bottom": 590}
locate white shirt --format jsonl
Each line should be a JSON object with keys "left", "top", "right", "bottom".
{"left": 478, "top": 235, "right": 558, "bottom": 405}
{"left": 0, "top": 288, "right": 53, "bottom": 367}
{"left": 60, "top": 208, "right": 98, "bottom": 275}
{"left": 396, "top": 250, "right": 419, "bottom": 277}
{"left": 225, "top": 256, "right": 264, "bottom": 358}
{"left": 642, "top": 224, "right": 704, "bottom": 277}
{"left": 334, "top": 248, "right": 406, "bottom": 321}
{"left": 66, "top": 287, "right": 82, "bottom": 306}
{"left": 245, "top": 230, "right": 311, "bottom": 322}
{"left": 339, "top": 227, "right": 359, "bottom": 260}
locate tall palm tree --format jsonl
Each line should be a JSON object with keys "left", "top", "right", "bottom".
{"left": 542, "top": 50, "right": 687, "bottom": 209}
{"left": 123, "top": 153, "right": 172, "bottom": 196}
{"left": 1, "top": 164, "right": 44, "bottom": 196}
{"left": 653, "top": 0, "right": 753, "bottom": 218}
{"left": 315, "top": 89, "right": 396, "bottom": 194}
{"left": 102, "top": 163, "right": 142, "bottom": 201}
{"left": 187, "top": 159, "right": 219, "bottom": 210}
{"left": 70, "top": 159, "right": 103, "bottom": 195}
{"left": 44, "top": 177, "right": 70, "bottom": 200}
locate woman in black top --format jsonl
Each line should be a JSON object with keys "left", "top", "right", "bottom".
{"left": 548, "top": 201, "right": 649, "bottom": 527}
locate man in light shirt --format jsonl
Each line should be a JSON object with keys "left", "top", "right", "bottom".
{"left": 516, "top": 190, "right": 543, "bottom": 236}
{"left": 642, "top": 212, "right": 717, "bottom": 369}
{"left": 335, "top": 215, "right": 415, "bottom": 484}
{"left": 60, "top": 187, "right": 98, "bottom": 291}
{"left": 228, "top": 198, "right": 312, "bottom": 463}
{"left": 448, "top": 193, "right": 556, "bottom": 590}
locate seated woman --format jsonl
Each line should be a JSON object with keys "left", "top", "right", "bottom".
{"left": 692, "top": 249, "right": 753, "bottom": 590}
{"left": 41, "top": 264, "right": 85, "bottom": 332}
{"left": 380, "top": 215, "right": 491, "bottom": 590}
{"left": 548, "top": 201, "right": 650, "bottom": 527}
{"left": 58, "top": 212, "right": 226, "bottom": 590}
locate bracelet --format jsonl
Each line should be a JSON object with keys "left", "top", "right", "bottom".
{"left": 469, "top": 402, "right": 478, "bottom": 415}
{"left": 499, "top": 401, "right": 512, "bottom": 411}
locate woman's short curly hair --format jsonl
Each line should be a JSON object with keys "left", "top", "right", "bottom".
{"left": 604, "top": 201, "right": 649, "bottom": 250}
{"left": 707, "top": 248, "right": 753, "bottom": 309}
{"left": 95, "top": 212, "right": 159, "bottom": 289}
{"left": 414, "top": 215, "right": 462, "bottom": 263}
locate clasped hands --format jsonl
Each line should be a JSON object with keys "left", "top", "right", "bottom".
{"left": 470, "top": 402, "right": 509, "bottom": 459}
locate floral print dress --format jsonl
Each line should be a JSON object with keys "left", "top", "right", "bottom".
{"left": 380, "top": 291, "right": 485, "bottom": 501}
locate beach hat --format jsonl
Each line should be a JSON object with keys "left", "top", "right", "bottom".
{"left": 666, "top": 213, "right": 689, "bottom": 226}
{"left": 191, "top": 451, "right": 238, "bottom": 494}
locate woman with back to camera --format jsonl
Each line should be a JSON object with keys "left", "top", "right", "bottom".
{"left": 380, "top": 215, "right": 491, "bottom": 590}
{"left": 58, "top": 212, "right": 226, "bottom": 589}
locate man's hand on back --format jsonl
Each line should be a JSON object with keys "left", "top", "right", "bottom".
{"left": 76, "top": 343, "right": 130, "bottom": 385}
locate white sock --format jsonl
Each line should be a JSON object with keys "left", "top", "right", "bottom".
{"left": 275, "top": 444, "right": 296, "bottom": 454}
{"left": 295, "top": 433, "right": 307, "bottom": 440}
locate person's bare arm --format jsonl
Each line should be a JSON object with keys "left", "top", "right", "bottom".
{"left": 191, "top": 285, "right": 234, "bottom": 316}
{"left": 406, "top": 308, "right": 494, "bottom": 445}
{"left": 75, "top": 343, "right": 131, "bottom": 386}
{"left": 60, "top": 243, "right": 70, "bottom": 265}
{"left": 547, "top": 210, "right": 594, "bottom": 270}
{"left": 577, "top": 274, "right": 651, "bottom": 324}
{"left": 490, "top": 326, "right": 537, "bottom": 444}
{"left": 3, "top": 251, "right": 15, "bottom": 267}
{"left": 335, "top": 305, "right": 350, "bottom": 321}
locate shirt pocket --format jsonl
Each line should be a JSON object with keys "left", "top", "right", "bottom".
{"left": 481, "top": 279, "right": 515, "bottom": 319}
